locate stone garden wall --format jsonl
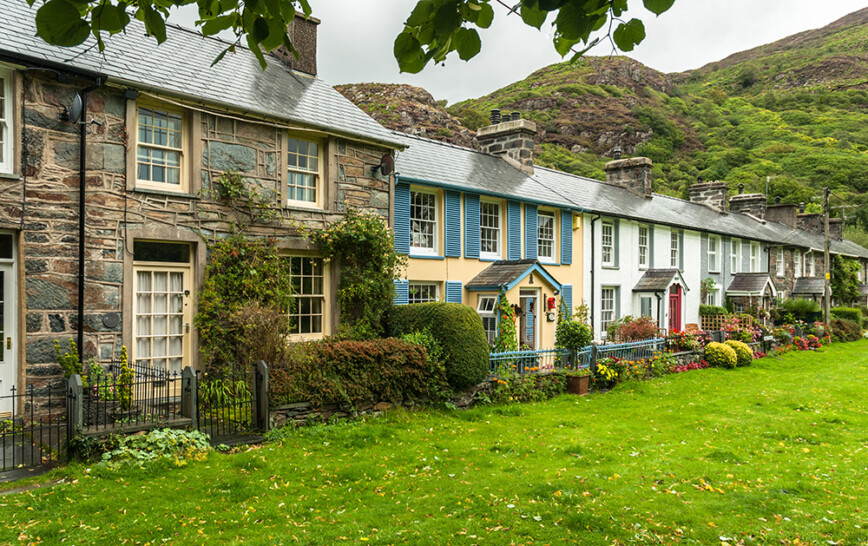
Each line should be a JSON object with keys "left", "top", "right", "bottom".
{"left": 1, "top": 73, "right": 393, "bottom": 407}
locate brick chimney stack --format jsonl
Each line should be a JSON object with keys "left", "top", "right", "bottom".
{"left": 766, "top": 203, "right": 799, "bottom": 228}
{"left": 271, "top": 13, "right": 320, "bottom": 76}
{"left": 604, "top": 157, "right": 653, "bottom": 198}
{"left": 688, "top": 179, "right": 729, "bottom": 213}
{"left": 477, "top": 110, "right": 537, "bottom": 174}
{"left": 729, "top": 193, "right": 768, "bottom": 220}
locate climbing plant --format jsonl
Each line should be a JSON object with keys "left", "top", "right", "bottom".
{"left": 492, "top": 290, "right": 518, "bottom": 353}
{"left": 306, "top": 208, "right": 406, "bottom": 340}
{"left": 205, "top": 170, "right": 278, "bottom": 232}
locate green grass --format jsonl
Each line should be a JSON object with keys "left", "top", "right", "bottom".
{"left": 3, "top": 341, "right": 868, "bottom": 544}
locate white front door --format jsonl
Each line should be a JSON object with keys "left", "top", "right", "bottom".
{"left": 0, "top": 232, "right": 17, "bottom": 414}
{"left": 134, "top": 266, "right": 191, "bottom": 374}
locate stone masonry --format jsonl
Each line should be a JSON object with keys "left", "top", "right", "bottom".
{"left": 476, "top": 119, "right": 537, "bottom": 174}
{"left": 1, "top": 73, "right": 392, "bottom": 406}
{"left": 729, "top": 193, "right": 767, "bottom": 219}
{"left": 688, "top": 180, "right": 729, "bottom": 213}
{"left": 604, "top": 157, "right": 653, "bottom": 198}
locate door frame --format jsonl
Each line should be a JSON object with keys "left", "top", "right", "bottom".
{"left": 519, "top": 288, "right": 540, "bottom": 350}
{"left": 668, "top": 284, "right": 683, "bottom": 333}
{"left": 0, "top": 230, "right": 18, "bottom": 414}
{"left": 132, "top": 261, "right": 193, "bottom": 374}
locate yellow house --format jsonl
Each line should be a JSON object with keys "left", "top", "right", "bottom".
{"left": 391, "top": 121, "right": 584, "bottom": 350}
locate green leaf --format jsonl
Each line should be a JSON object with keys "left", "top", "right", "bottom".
{"left": 475, "top": 2, "right": 494, "bottom": 28}
{"left": 612, "top": 18, "right": 645, "bottom": 52}
{"left": 247, "top": 34, "right": 268, "bottom": 69}
{"left": 453, "top": 27, "right": 481, "bottom": 60}
{"left": 433, "top": 1, "right": 461, "bottom": 37}
{"left": 200, "top": 13, "right": 236, "bottom": 36}
{"left": 520, "top": 3, "right": 547, "bottom": 29}
{"left": 142, "top": 6, "right": 167, "bottom": 42}
{"left": 643, "top": 0, "right": 675, "bottom": 16}
{"left": 405, "top": 0, "right": 434, "bottom": 27}
{"left": 393, "top": 31, "right": 427, "bottom": 73}
{"left": 35, "top": 0, "right": 91, "bottom": 47}
{"left": 260, "top": 17, "right": 286, "bottom": 51}
{"left": 251, "top": 16, "right": 269, "bottom": 42}
{"left": 92, "top": 3, "right": 130, "bottom": 33}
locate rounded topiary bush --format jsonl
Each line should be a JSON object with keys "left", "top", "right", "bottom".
{"left": 704, "top": 342, "right": 737, "bottom": 369}
{"left": 724, "top": 339, "right": 753, "bottom": 367}
{"left": 391, "top": 302, "right": 489, "bottom": 390}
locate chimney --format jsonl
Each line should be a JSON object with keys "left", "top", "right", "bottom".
{"left": 604, "top": 156, "right": 653, "bottom": 198}
{"left": 688, "top": 179, "right": 729, "bottom": 213}
{"left": 797, "top": 212, "right": 823, "bottom": 236}
{"left": 729, "top": 193, "right": 767, "bottom": 219}
{"left": 270, "top": 13, "right": 320, "bottom": 76}
{"left": 829, "top": 217, "right": 843, "bottom": 240}
{"left": 477, "top": 109, "right": 537, "bottom": 174}
{"left": 766, "top": 203, "right": 799, "bottom": 228}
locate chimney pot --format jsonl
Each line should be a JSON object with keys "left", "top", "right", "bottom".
{"left": 697, "top": 176, "right": 704, "bottom": 184}
{"left": 613, "top": 145, "right": 622, "bottom": 160}
{"left": 775, "top": 196, "right": 781, "bottom": 204}
{"left": 799, "top": 202, "right": 805, "bottom": 213}
{"left": 490, "top": 109, "right": 501, "bottom": 124}
{"left": 738, "top": 183, "right": 745, "bottom": 195}
{"left": 512, "top": 111, "right": 521, "bottom": 121}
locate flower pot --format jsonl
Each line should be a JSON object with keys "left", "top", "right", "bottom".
{"left": 566, "top": 374, "right": 589, "bottom": 395}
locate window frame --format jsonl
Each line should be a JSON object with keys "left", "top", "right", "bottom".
{"left": 776, "top": 247, "right": 785, "bottom": 277}
{"left": 670, "top": 231, "right": 679, "bottom": 268}
{"left": 705, "top": 283, "right": 720, "bottom": 306}
{"left": 408, "top": 282, "right": 439, "bottom": 304}
{"left": 637, "top": 225, "right": 648, "bottom": 269}
{"left": 480, "top": 200, "right": 502, "bottom": 260}
{"left": 134, "top": 100, "right": 189, "bottom": 193}
{"left": 0, "top": 66, "right": 13, "bottom": 175}
{"left": 730, "top": 238, "right": 740, "bottom": 274}
{"left": 286, "top": 255, "right": 327, "bottom": 339}
{"left": 794, "top": 250, "right": 802, "bottom": 278}
{"left": 601, "top": 287, "right": 616, "bottom": 335}
{"left": 707, "top": 235, "right": 720, "bottom": 273}
{"left": 286, "top": 134, "right": 324, "bottom": 208}
{"left": 477, "top": 295, "right": 498, "bottom": 345}
{"left": 808, "top": 251, "right": 815, "bottom": 277}
{"left": 601, "top": 221, "right": 614, "bottom": 267}
{"left": 639, "top": 295, "right": 652, "bottom": 318}
{"left": 537, "top": 210, "right": 556, "bottom": 263}
{"left": 750, "top": 242, "right": 760, "bottom": 273}
{"left": 409, "top": 189, "right": 439, "bottom": 256}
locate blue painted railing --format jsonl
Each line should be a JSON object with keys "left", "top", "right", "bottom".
{"left": 595, "top": 338, "right": 664, "bottom": 362}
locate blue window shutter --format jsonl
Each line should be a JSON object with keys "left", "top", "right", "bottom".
{"left": 525, "top": 204, "right": 538, "bottom": 260}
{"left": 561, "top": 210, "right": 572, "bottom": 265}
{"left": 507, "top": 201, "right": 521, "bottom": 260}
{"left": 393, "top": 280, "right": 409, "bottom": 305}
{"left": 445, "top": 281, "right": 463, "bottom": 303}
{"left": 613, "top": 219, "right": 620, "bottom": 268}
{"left": 445, "top": 190, "right": 461, "bottom": 257}
{"left": 648, "top": 225, "right": 655, "bottom": 269}
{"left": 394, "top": 183, "right": 410, "bottom": 254}
{"left": 562, "top": 284, "right": 573, "bottom": 316}
{"left": 679, "top": 230, "right": 685, "bottom": 271}
{"left": 464, "top": 194, "right": 480, "bottom": 258}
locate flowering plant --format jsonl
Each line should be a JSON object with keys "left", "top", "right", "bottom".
{"left": 592, "top": 357, "right": 623, "bottom": 389}
{"left": 673, "top": 359, "right": 709, "bottom": 373}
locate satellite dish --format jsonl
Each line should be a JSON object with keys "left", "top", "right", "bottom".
{"left": 69, "top": 93, "right": 83, "bottom": 124}
{"left": 378, "top": 154, "right": 394, "bottom": 176}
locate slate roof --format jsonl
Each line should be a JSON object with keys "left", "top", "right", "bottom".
{"left": 0, "top": 2, "right": 403, "bottom": 149}
{"left": 393, "top": 132, "right": 868, "bottom": 258}
{"left": 633, "top": 269, "right": 685, "bottom": 292}
{"left": 792, "top": 278, "right": 825, "bottom": 295}
{"left": 466, "top": 260, "right": 559, "bottom": 290}
{"left": 726, "top": 273, "right": 776, "bottom": 295}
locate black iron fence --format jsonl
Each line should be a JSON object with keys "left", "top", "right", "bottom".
{"left": 1, "top": 382, "right": 67, "bottom": 472}
{"left": 195, "top": 363, "right": 267, "bottom": 444}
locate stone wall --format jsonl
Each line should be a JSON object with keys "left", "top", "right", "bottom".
{"left": 3, "top": 73, "right": 393, "bottom": 406}
{"left": 729, "top": 193, "right": 767, "bottom": 219}
{"left": 688, "top": 181, "right": 728, "bottom": 213}
{"left": 604, "top": 157, "right": 653, "bottom": 198}
{"left": 769, "top": 246, "right": 826, "bottom": 298}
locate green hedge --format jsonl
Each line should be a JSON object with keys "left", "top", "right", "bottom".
{"left": 831, "top": 318, "right": 862, "bottom": 343}
{"left": 704, "top": 342, "right": 737, "bottom": 369}
{"left": 392, "top": 302, "right": 489, "bottom": 390}
{"left": 725, "top": 340, "right": 753, "bottom": 367}
{"left": 831, "top": 307, "right": 863, "bottom": 325}
{"left": 269, "top": 338, "right": 448, "bottom": 407}
{"left": 699, "top": 304, "right": 729, "bottom": 316}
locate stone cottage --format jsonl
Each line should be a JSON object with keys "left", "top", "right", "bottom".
{"left": 0, "top": 4, "right": 403, "bottom": 411}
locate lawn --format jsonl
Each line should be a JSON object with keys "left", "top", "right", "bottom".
{"left": 3, "top": 340, "right": 868, "bottom": 544}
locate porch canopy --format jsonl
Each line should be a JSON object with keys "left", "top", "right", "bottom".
{"left": 466, "top": 259, "right": 561, "bottom": 292}
{"left": 792, "top": 277, "right": 825, "bottom": 297}
{"left": 632, "top": 268, "right": 689, "bottom": 293}
{"left": 726, "top": 273, "right": 778, "bottom": 298}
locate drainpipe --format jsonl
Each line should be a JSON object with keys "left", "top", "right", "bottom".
{"left": 589, "top": 215, "right": 601, "bottom": 336}
{"left": 655, "top": 291, "right": 663, "bottom": 332}
{"left": 76, "top": 79, "right": 104, "bottom": 366}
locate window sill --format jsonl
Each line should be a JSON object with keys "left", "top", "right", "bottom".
{"left": 409, "top": 254, "right": 446, "bottom": 260}
{"left": 0, "top": 171, "right": 21, "bottom": 180}
{"left": 601, "top": 265, "right": 619, "bottom": 270}
{"left": 285, "top": 201, "right": 325, "bottom": 213}
{"left": 133, "top": 186, "right": 199, "bottom": 199}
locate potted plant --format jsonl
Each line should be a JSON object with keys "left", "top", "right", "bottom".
{"left": 565, "top": 370, "right": 590, "bottom": 395}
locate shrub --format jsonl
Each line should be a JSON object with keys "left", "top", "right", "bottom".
{"left": 269, "top": 338, "right": 448, "bottom": 408}
{"left": 613, "top": 315, "right": 659, "bottom": 342}
{"left": 704, "top": 342, "right": 737, "bottom": 369}
{"left": 100, "top": 428, "right": 212, "bottom": 469}
{"left": 55, "top": 339, "right": 82, "bottom": 378}
{"left": 831, "top": 306, "right": 863, "bottom": 325}
{"left": 724, "top": 340, "right": 753, "bottom": 367}
{"left": 117, "top": 346, "right": 134, "bottom": 410}
{"left": 831, "top": 318, "right": 862, "bottom": 342}
{"left": 556, "top": 320, "right": 592, "bottom": 351}
{"left": 779, "top": 298, "right": 821, "bottom": 323}
{"left": 392, "top": 302, "right": 489, "bottom": 389}
{"left": 493, "top": 291, "right": 518, "bottom": 353}
{"left": 699, "top": 304, "right": 729, "bottom": 316}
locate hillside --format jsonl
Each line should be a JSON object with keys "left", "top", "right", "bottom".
{"left": 336, "top": 8, "right": 868, "bottom": 238}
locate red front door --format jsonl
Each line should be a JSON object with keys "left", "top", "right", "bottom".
{"left": 668, "top": 285, "right": 682, "bottom": 333}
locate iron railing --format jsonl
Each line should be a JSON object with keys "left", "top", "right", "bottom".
{"left": 489, "top": 347, "right": 584, "bottom": 377}
{"left": 196, "top": 366, "right": 259, "bottom": 444}
{"left": 595, "top": 338, "right": 664, "bottom": 362}
{"left": 1, "top": 382, "right": 67, "bottom": 472}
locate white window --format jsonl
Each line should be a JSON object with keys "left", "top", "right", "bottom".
{"left": 288, "top": 256, "right": 325, "bottom": 336}
{"left": 287, "top": 136, "right": 320, "bottom": 205}
{"left": 708, "top": 236, "right": 720, "bottom": 273}
{"left": 794, "top": 250, "right": 802, "bottom": 278}
{"left": 776, "top": 247, "right": 784, "bottom": 277}
{"left": 0, "top": 67, "right": 12, "bottom": 174}
{"left": 640, "top": 296, "right": 652, "bottom": 318}
{"left": 133, "top": 242, "right": 192, "bottom": 374}
{"left": 670, "top": 231, "right": 679, "bottom": 268}
{"left": 750, "top": 242, "right": 760, "bottom": 273}
{"left": 136, "top": 104, "right": 186, "bottom": 191}
{"left": 705, "top": 285, "right": 720, "bottom": 306}
{"left": 480, "top": 201, "right": 501, "bottom": 259}
{"left": 537, "top": 211, "right": 555, "bottom": 261}
{"left": 410, "top": 190, "right": 438, "bottom": 255}
{"left": 601, "top": 287, "right": 616, "bottom": 334}
{"left": 808, "top": 251, "right": 815, "bottom": 277}
{"left": 730, "top": 238, "right": 740, "bottom": 273}
{"left": 638, "top": 225, "right": 648, "bottom": 269}
{"left": 601, "top": 221, "right": 614, "bottom": 266}
{"left": 477, "top": 295, "right": 498, "bottom": 345}
{"left": 409, "top": 282, "right": 438, "bottom": 304}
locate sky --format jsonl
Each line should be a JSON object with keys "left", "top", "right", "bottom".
{"left": 172, "top": 1, "right": 867, "bottom": 104}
